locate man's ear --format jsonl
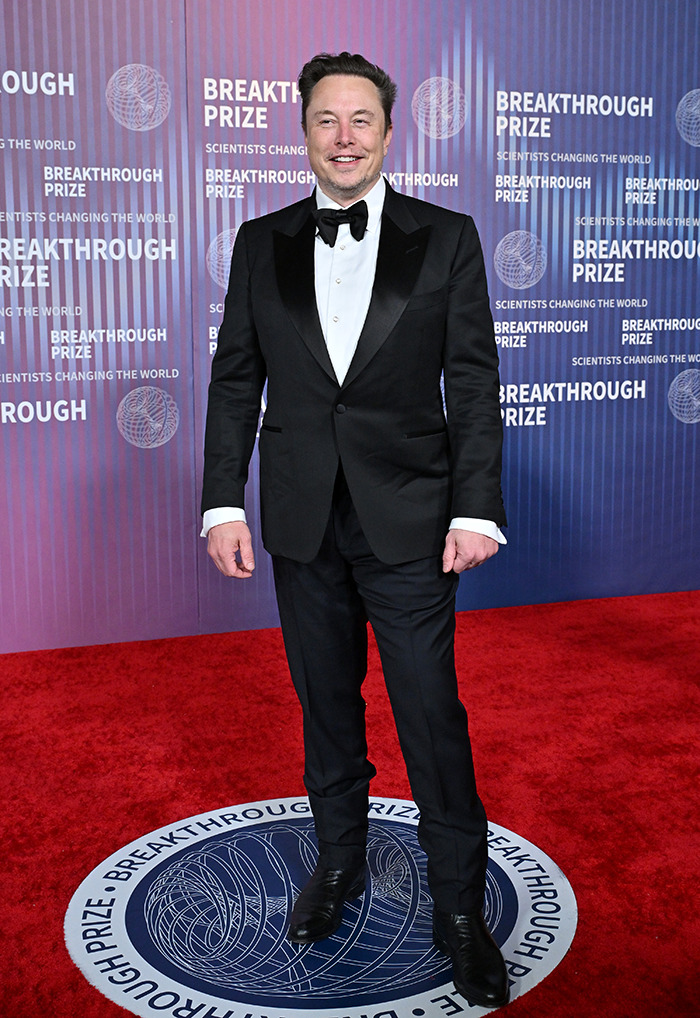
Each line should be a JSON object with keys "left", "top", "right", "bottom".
{"left": 383, "top": 123, "right": 393, "bottom": 155}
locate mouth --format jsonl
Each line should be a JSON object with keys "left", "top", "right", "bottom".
{"left": 330, "top": 154, "right": 362, "bottom": 164}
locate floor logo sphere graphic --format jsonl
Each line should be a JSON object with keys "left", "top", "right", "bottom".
{"left": 675, "top": 89, "right": 700, "bottom": 146}
{"left": 116, "top": 387, "right": 180, "bottom": 448}
{"left": 411, "top": 78, "right": 467, "bottom": 138}
{"left": 668, "top": 368, "right": 700, "bottom": 424}
{"left": 65, "top": 797, "right": 577, "bottom": 1017}
{"left": 494, "top": 231, "right": 547, "bottom": 289}
{"left": 106, "top": 64, "right": 172, "bottom": 131}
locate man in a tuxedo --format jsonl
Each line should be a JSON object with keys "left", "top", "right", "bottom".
{"left": 202, "top": 52, "right": 508, "bottom": 1008}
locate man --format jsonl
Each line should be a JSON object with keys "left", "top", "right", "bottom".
{"left": 202, "top": 52, "right": 508, "bottom": 1008}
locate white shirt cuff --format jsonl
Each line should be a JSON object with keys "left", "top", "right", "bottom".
{"left": 201, "top": 507, "right": 247, "bottom": 537}
{"left": 201, "top": 510, "right": 505, "bottom": 545}
{"left": 449, "top": 518, "right": 507, "bottom": 545}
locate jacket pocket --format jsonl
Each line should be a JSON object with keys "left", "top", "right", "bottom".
{"left": 403, "top": 287, "right": 447, "bottom": 313}
{"left": 403, "top": 427, "right": 447, "bottom": 439}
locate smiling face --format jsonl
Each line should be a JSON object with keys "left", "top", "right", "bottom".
{"left": 303, "top": 74, "right": 393, "bottom": 205}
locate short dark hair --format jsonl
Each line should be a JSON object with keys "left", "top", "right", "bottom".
{"left": 298, "top": 52, "right": 397, "bottom": 135}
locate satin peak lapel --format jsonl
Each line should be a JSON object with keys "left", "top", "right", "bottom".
{"left": 343, "top": 213, "right": 430, "bottom": 387}
{"left": 273, "top": 214, "right": 337, "bottom": 382}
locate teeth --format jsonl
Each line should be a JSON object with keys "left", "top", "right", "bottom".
{"left": 333, "top": 156, "right": 357, "bottom": 162}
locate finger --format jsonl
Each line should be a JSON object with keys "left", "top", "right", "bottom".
{"left": 237, "top": 534, "right": 255, "bottom": 574}
{"left": 442, "top": 537, "right": 456, "bottom": 573}
{"left": 214, "top": 553, "right": 253, "bottom": 579}
{"left": 208, "top": 541, "right": 254, "bottom": 579}
{"left": 226, "top": 561, "right": 254, "bottom": 578}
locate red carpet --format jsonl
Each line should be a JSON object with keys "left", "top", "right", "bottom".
{"left": 3, "top": 590, "right": 699, "bottom": 1015}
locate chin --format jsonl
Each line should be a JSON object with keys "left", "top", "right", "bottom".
{"left": 325, "top": 175, "right": 375, "bottom": 202}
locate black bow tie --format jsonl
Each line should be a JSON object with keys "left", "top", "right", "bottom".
{"left": 312, "top": 201, "right": 368, "bottom": 246}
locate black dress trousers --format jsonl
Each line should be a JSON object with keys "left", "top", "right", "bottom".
{"left": 272, "top": 467, "right": 488, "bottom": 914}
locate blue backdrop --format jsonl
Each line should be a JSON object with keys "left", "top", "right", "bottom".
{"left": 1, "top": 0, "right": 698, "bottom": 652}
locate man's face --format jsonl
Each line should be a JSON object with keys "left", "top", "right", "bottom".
{"left": 303, "top": 74, "right": 392, "bottom": 205}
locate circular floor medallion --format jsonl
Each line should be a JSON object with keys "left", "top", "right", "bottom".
{"left": 65, "top": 797, "right": 577, "bottom": 1015}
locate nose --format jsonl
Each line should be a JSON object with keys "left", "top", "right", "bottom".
{"left": 334, "top": 118, "right": 356, "bottom": 147}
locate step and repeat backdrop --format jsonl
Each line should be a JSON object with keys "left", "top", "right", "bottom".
{"left": 1, "top": 0, "right": 698, "bottom": 652}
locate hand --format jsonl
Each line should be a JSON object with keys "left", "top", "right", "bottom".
{"left": 207, "top": 521, "right": 256, "bottom": 578}
{"left": 442, "top": 529, "right": 498, "bottom": 574}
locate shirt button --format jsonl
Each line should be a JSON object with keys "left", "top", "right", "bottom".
{"left": 335, "top": 403, "right": 346, "bottom": 414}
{"left": 332, "top": 315, "right": 339, "bottom": 323}
{"left": 335, "top": 278, "right": 341, "bottom": 284}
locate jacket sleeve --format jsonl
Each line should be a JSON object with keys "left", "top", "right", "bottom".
{"left": 443, "top": 216, "right": 507, "bottom": 527}
{"left": 201, "top": 222, "right": 267, "bottom": 515}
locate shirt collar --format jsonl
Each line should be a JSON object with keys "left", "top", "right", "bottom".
{"left": 315, "top": 175, "right": 386, "bottom": 234}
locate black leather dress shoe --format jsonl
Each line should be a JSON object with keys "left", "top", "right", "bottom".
{"left": 433, "top": 908, "right": 510, "bottom": 1008}
{"left": 287, "top": 863, "right": 367, "bottom": 944}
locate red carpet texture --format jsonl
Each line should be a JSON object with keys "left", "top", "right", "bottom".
{"left": 2, "top": 590, "right": 699, "bottom": 1016}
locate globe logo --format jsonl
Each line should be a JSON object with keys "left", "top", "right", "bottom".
{"left": 116, "top": 386, "right": 180, "bottom": 448}
{"left": 675, "top": 89, "right": 700, "bottom": 147}
{"left": 411, "top": 77, "right": 467, "bottom": 139}
{"left": 668, "top": 368, "right": 700, "bottom": 424}
{"left": 106, "top": 64, "right": 172, "bottom": 131}
{"left": 125, "top": 815, "right": 514, "bottom": 1008}
{"left": 207, "top": 229, "right": 237, "bottom": 289}
{"left": 494, "top": 230, "right": 547, "bottom": 289}
{"left": 127, "top": 818, "right": 471, "bottom": 1005}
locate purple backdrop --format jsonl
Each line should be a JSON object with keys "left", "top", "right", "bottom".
{"left": 1, "top": 0, "right": 698, "bottom": 652}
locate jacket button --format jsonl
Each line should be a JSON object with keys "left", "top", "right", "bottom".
{"left": 335, "top": 403, "right": 346, "bottom": 414}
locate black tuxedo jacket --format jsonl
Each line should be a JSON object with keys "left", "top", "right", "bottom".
{"left": 202, "top": 183, "right": 506, "bottom": 564}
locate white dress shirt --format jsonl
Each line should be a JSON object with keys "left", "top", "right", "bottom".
{"left": 202, "top": 176, "right": 505, "bottom": 546}
{"left": 314, "top": 176, "right": 384, "bottom": 384}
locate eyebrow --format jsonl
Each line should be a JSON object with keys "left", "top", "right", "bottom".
{"left": 312, "top": 107, "right": 377, "bottom": 120}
